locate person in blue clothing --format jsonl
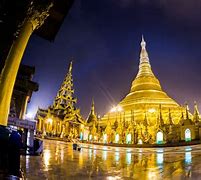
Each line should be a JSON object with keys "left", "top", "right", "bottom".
{"left": 8, "top": 130, "right": 23, "bottom": 177}
{"left": 0, "top": 125, "right": 10, "bottom": 174}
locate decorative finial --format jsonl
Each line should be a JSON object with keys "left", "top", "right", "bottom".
{"left": 139, "top": 35, "right": 149, "bottom": 63}
{"left": 141, "top": 34, "right": 146, "bottom": 48}
{"left": 135, "top": 35, "right": 154, "bottom": 79}
{"left": 185, "top": 103, "right": 189, "bottom": 120}
{"left": 193, "top": 101, "right": 200, "bottom": 123}
{"left": 91, "top": 98, "right": 95, "bottom": 115}
{"left": 69, "top": 61, "right": 73, "bottom": 73}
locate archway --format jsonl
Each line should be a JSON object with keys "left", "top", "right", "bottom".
{"left": 115, "top": 134, "right": 119, "bottom": 143}
{"left": 80, "top": 132, "right": 83, "bottom": 140}
{"left": 126, "top": 133, "right": 132, "bottom": 144}
{"left": 89, "top": 134, "right": 92, "bottom": 141}
{"left": 185, "top": 128, "right": 191, "bottom": 142}
{"left": 156, "top": 131, "right": 163, "bottom": 144}
{"left": 103, "top": 134, "right": 107, "bottom": 143}
{"left": 138, "top": 139, "right": 143, "bottom": 144}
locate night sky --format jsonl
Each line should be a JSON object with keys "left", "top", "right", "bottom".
{"left": 22, "top": 0, "right": 201, "bottom": 118}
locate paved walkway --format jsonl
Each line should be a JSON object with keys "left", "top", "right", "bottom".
{"left": 20, "top": 140, "right": 201, "bottom": 179}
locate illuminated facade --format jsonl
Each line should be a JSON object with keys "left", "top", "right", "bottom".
{"left": 98, "top": 36, "right": 201, "bottom": 145}
{"left": 36, "top": 61, "right": 85, "bottom": 139}
{"left": 36, "top": 37, "right": 201, "bottom": 145}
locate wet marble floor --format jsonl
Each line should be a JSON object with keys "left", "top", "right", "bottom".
{"left": 20, "top": 140, "right": 201, "bottom": 179}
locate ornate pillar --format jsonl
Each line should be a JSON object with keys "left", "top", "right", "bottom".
{"left": 19, "top": 95, "right": 29, "bottom": 119}
{"left": 0, "top": 2, "right": 53, "bottom": 126}
{"left": 37, "top": 117, "right": 42, "bottom": 132}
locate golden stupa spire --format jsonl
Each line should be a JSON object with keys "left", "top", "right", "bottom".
{"left": 193, "top": 101, "right": 200, "bottom": 123}
{"left": 137, "top": 35, "right": 154, "bottom": 78}
{"left": 130, "top": 36, "right": 163, "bottom": 92}
{"left": 140, "top": 35, "right": 149, "bottom": 63}
{"left": 185, "top": 103, "right": 189, "bottom": 120}
{"left": 69, "top": 61, "right": 73, "bottom": 73}
{"left": 91, "top": 98, "right": 95, "bottom": 115}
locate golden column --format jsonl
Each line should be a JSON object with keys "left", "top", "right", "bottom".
{"left": 0, "top": 2, "right": 53, "bottom": 126}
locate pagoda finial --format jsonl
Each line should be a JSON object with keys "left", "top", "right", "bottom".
{"left": 69, "top": 61, "right": 73, "bottom": 73}
{"left": 91, "top": 98, "right": 95, "bottom": 115}
{"left": 193, "top": 101, "right": 200, "bottom": 123}
{"left": 141, "top": 34, "right": 146, "bottom": 48}
{"left": 135, "top": 35, "right": 154, "bottom": 78}
{"left": 140, "top": 35, "right": 149, "bottom": 63}
{"left": 185, "top": 103, "right": 189, "bottom": 120}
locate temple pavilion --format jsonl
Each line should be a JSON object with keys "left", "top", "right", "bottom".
{"left": 95, "top": 36, "right": 201, "bottom": 145}
{"left": 36, "top": 61, "right": 85, "bottom": 139}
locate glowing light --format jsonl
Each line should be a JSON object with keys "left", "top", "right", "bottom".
{"left": 43, "top": 150, "right": 51, "bottom": 171}
{"left": 117, "top": 106, "right": 123, "bottom": 112}
{"left": 138, "top": 139, "right": 143, "bottom": 144}
{"left": 103, "top": 134, "right": 107, "bottom": 143}
{"left": 126, "top": 133, "right": 132, "bottom": 144}
{"left": 61, "top": 148, "right": 64, "bottom": 163}
{"left": 79, "top": 150, "right": 83, "bottom": 168}
{"left": 110, "top": 105, "right": 123, "bottom": 112}
{"left": 156, "top": 131, "right": 163, "bottom": 144}
{"left": 88, "top": 149, "right": 92, "bottom": 160}
{"left": 89, "top": 134, "right": 92, "bottom": 141}
{"left": 83, "top": 129, "right": 89, "bottom": 140}
{"left": 148, "top": 108, "right": 156, "bottom": 113}
{"left": 115, "top": 151, "right": 120, "bottom": 162}
{"left": 115, "top": 134, "right": 119, "bottom": 143}
{"left": 156, "top": 149, "right": 164, "bottom": 164}
{"left": 102, "top": 150, "right": 107, "bottom": 160}
{"left": 110, "top": 106, "right": 117, "bottom": 112}
{"left": 80, "top": 132, "right": 83, "bottom": 140}
{"left": 185, "top": 129, "right": 191, "bottom": 142}
{"left": 25, "top": 112, "right": 34, "bottom": 119}
{"left": 47, "top": 118, "right": 53, "bottom": 124}
{"left": 126, "top": 152, "right": 132, "bottom": 165}
{"left": 185, "top": 151, "right": 192, "bottom": 164}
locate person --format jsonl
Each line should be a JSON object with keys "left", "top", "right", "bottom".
{"left": 0, "top": 125, "right": 10, "bottom": 175}
{"left": 8, "top": 130, "right": 23, "bottom": 177}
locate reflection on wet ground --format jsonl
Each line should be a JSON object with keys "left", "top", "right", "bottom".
{"left": 21, "top": 140, "right": 201, "bottom": 179}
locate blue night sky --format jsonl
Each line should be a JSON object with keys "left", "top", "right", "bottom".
{"left": 22, "top": 0, "right": 201, "bottom": 118}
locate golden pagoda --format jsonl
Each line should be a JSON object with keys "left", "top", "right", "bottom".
{"left": 101, "top": 36, "right": 182, "bottom": 124}
{"left": 98, "top": 36, "right": 200, "bottom": 144}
